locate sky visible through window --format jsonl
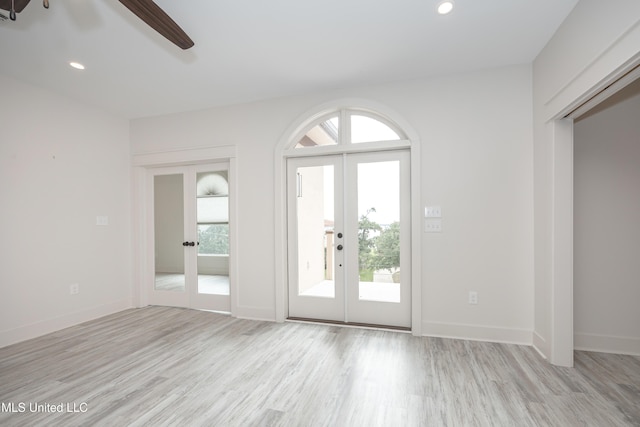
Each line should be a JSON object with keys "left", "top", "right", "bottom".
{"left": 323, "top": 161, "right": 400, "bottom": 226}
{"left": 319, "top": 114, "right": 402, "bottom": 225}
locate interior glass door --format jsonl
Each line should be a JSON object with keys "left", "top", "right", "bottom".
{"left": 192, "top": 164, "right": 231, "bottom": 311}
{"left": 151, "top": 168, "right": 189, "bottom": 307}
{"left": 149, "top": 164, "right": 231, "bottom": 312}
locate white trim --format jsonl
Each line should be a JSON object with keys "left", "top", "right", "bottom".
{"left": 574, "top": 333, "right": 640, "bottom": 356}
{"left": 543, "top": 21, "right": 640, "bottom": 120}
{"left": 550, "top": 119, "right": 574, "bottom": 367}
{"left": 274, "top": 98, "right": 422, "bottom": 335}
{"left": 422, "top": 321, "right": 532, "bottom": 346}
{"left": 132, "top": 145, "right": 236, "bottom": 167}
{"left": 532, "top": 331, "right": 549, "bottom": 360}
{"left": 565, "top": 58, "right": 640, "bottom": 119}
{"left": 0, "top": 299, "right": 132, "bottom": 348}
{"left": 131, "top": 166, "right": 148, "bottom": 308}
{"left": 410, "top": 133, "right": 422, "bottom": 337}
{"left": 234, "top": 306, "right": 276, "bottom": 322}
{"left": 284, "top": 140, "right": 411, "bottom": 158}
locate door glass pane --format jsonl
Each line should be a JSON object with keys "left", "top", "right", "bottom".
{"left": 357, "top": 161, "right": 401, "bottom": 302}
{"left": 154, "top": 174, "right": 185, "bottom": 292}
{"left": 296, "top": 165, "right": 335, "bottom": 298}
{"left": 295, "top": 116, "right": 339, "bottom": 148}
{"left": 196, "top": 171, "right": 230, "bottom": 295}
{"left": 351, "top": 115, "right": 400, "bottom": 143}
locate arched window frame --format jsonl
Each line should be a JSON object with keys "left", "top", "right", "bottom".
{"left": 284, "top": 108, "right": 410, "bottom": 156}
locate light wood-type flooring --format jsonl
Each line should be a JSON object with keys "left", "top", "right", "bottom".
{"left": 1, "top": 306, "right": 639, "bottom": 426}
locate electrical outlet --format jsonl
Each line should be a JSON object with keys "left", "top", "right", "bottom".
{"left": 468, "top": 291, "right": 478, "bottom": 305}
{"left": 70, "top": 284, "right": 79, "bottom": 295}
{"left": 424, "top": 219, "right": 442, "bottom": 233}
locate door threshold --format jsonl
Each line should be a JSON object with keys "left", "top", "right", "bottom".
{"left": 287, "top": 317, "right": 411, "bottom": 332}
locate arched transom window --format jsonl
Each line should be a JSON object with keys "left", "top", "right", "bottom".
{"left": 289, "top": 109, "right": 408, "bottom": 152}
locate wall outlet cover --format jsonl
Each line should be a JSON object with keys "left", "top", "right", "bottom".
{"left": 424, "top": 219, "right": 442, "bottom": 233}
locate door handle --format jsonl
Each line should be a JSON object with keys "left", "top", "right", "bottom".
{"left": 336, "top": 244, "right": 343, "bottom": 251}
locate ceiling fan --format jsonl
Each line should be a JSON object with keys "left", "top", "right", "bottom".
{"left": 0, "top": 0, "right": 194, "bottom": 49}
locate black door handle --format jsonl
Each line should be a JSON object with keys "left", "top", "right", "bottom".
{"left": 337, "top": 244, "right": 343, "bottom": 251}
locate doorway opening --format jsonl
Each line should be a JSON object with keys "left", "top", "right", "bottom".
{"left": 548, "top": 59, "right": 640, "bottom": 365}
{"left": 572, "top": 78, "right": 640, "bottom": 356}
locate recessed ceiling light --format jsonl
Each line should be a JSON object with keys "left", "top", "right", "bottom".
{"left": 437, "top": 0, "right": 454, "bottom": 15}
{"left": 69, "top": 62, "right": 85, "bottom": 70}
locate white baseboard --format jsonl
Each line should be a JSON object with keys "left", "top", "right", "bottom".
{"left": 574, "top": 332, "right": 640, "bottom": 356}
{"left": 0, "top": 299, "right": 133, "bottom": 349}
{"left": 422, "top": 320, "right": 532, "bottom": 345}
{"left": 532, "top": 331, "right": 549, "bottom": 360}
{"left": 234, "top": 305, "right": 276, "bottom": 322}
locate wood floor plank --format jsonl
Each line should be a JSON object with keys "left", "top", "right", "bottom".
{"left": 1, "top": 306, "right": 639, "bottom": 426}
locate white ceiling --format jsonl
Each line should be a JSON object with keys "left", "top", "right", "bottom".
{"left": 0, "top": 0, "right": 579, "bottom": 119}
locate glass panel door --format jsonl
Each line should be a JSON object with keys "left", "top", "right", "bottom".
{"left": 149, "top": 164, "right": 231, "bottom": 312}
{"left": 154, "top": 173, "right": 186, "bottom": 292}
{"left": 346, "top": 151, "right": 411, "bottom": 327}
{"left": 355, "top": 160, "right": 401, "bottom": 302}
{"left": 287, "top": 151, "right": 410, "bottom": 328}
{"left": 287, "top": 156, "right": 344, "bottom": 321}
{"left": 150, "top": 169, "right": 189, "bottom": 308}
{"left": 191, "top": 165, "right": 231, "bottom": 311}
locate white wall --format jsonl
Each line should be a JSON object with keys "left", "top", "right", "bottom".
{"left": 574, "top": 81, "right": 640, "bottom": 355}
{"left": 0, "top": 74, "right": 133, "bottom": 348}
{"left": 131, "top": 64, "right": 534, "bottom": 343}
{"left": 533, "top": 0, "right": 640, "bottom": 364}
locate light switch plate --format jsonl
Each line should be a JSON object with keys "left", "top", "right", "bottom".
{"left": 425, "top": 206, "right": 442, "bottom": 218}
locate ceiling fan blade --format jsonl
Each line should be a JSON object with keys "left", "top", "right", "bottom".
{"left": 0, "top": 0, "right": 31, "bottom": 13}
{"left": 118, "top": 0, "right": 194, "bottom": 50}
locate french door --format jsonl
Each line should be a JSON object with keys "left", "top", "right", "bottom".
{"left": 287, "top": 150, "right": 411, "bottom": 328}
{"left": 148, "top": 163, "right": 231, "bottom": 312}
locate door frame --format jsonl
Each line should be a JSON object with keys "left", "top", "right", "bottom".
{"left": 286, "top": 151, "right": 411, "bottom": 327}
{"left": 132, "top": 146, "right": 238, "bottom": 315}
{"left": 538, "top": 53, "right": 640, "bottom": 366}
{"left": 274, "top": 99, "right": 422, "bottom": 335}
